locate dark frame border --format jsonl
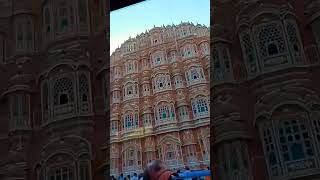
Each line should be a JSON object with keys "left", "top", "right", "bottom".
{"left": 110, "top": 0, "right": 146, "bottom": 11}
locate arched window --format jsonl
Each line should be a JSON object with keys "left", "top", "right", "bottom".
{"left": 213, "top": 48, "right": 223, "bottom": 81}
{"left": 124, "top": 82, "right": 138, "bottom": 100}
{"left": 286, "top": 21, "right": 304, "bottom": 64}
{"left": 152, "top": 51, "right": 164, "bottom": 66}
{"left": 200, "top": 42, "right": 209, "bottom": 55}
{"left": 143, "top": 114, "right": 152, "bottom": 126}
{"left": 127, "top": 86, "right": 133, "bottom": 95}
{"left": 153, "top": 74, "right": 171, "bottom": 92}
{"left": 128, "top": 63, "right": 132, "bottom": 71}
{"left": 258, "top": 105, "right": 319, "bottom": 178}
{"left": 79, "top": 75, "right": 89, "bottom": 99}
{"left": 112, "top": 90, "right": 120, "bottom": 103}
{"left": 178, "top": 106, "right": 189, "bottom": 121}
{"left": 239, "top": 31, "right": 259, "bottom": 75}
{"left": 125, "top": 114, "right": 134, "bottom": 129}
{"left": 53, "top": 77, "right": 75, "bottom": 116}
{"left": 78, "top": 74, "right": 90, "bottom": 113}
{"left": 255, "top": 22, "right": 286, "bottom": 59}
{"left": 60, "top": 94, "right": 69, "bottom": 104}
{"left": 222, "top": 48, "right": 232, "bottom": 72}
{"left": 158, "top": 78, "right": 164, "bottom": 88}
{"left": 53, "top": 78, "right": 74, "bottom": 105}
{"left": 123, "top": 112, "right": 138, "bottom": 130}
{"left": 173, "top": 75, "right": 183, "bottom": 89}
{"left": 180, "top": 28, "right": 189, "bottom": 38}
{"left": 168, "top": 51, "right": 176, "bottom": 63}
{"left": 155, "top": 55, "right": 161, "bottom": 65}
{"left": 158, "top": 139, "right": 182, "bottom": 166}
{"left": 114, "top": 66, "right": 121, "bottom": 79}
{"left": 191, "top": 69, "right": 200, "bottom": 80}
{"left": 159, "top": 106, "right": 169, "bottom": 119}
{"left": 111, "top": 121, "right": 118, "bottom": 135}
{"left": 191, "top": 97, "right": 209, "bottom": 118}
{"left": 155, "top": 103, "right": 175, "bottom": 124}
{"left": 183, "top": 45, "right": 194, "bottom": 57}
{"left": 165, "top": 143, "right": 175, "bottom": 160}
{"left": 267, "top": 43, "right": 279, "bottom": 56}
{"left": 186, "top": 66, "right": 205, "bottom": 85}
{"left": 197, "top": 99, "right": 208, "bottom": 113}
{"left": 142, "top": 84, "right": 150, "bottom": 96}
{"left": 293, "top": 44, "right": 299, "bottom": 52}
{"left": 122, "top": 146, "right": 142, "bottom": 172}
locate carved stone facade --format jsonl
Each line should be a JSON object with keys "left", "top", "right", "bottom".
{"left": 212, "top": 0, "right": 320, "bottom": 180}
{"left": 110, "top": 23, "right": 210, "bottom": 176}
{"left": 0, "top": 0, "right": 108, "bottom": 180}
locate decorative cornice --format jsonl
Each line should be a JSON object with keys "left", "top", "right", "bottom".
{"left": 1, "top": 84, "right": 33, "bottom": 98}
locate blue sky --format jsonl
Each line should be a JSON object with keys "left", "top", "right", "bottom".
{"left": 110, "top": 0, "right": 210, "bottom": 54}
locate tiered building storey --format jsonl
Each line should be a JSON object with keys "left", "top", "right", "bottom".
{"left": 0, "top": 0, "right": 109, "bottom": 180}
{"left": 211, "top": 0, "right": 320, "bottom": 180}
{"left": 110, "top": 23, "right": 210, "bottom": 176}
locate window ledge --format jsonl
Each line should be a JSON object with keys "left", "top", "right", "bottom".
{"left": 174, "top": 86, "right": 185, "bottom": 90}
{"left": 123, "top": 96, "right": 139, "bottom": 102}
{"left": 41, "top": 113, "right": 94, "bottom": 128}
{"left": 187, "top": 80, "right": 207, "bottom": 87}
{"left": 153, "top": 88, "right": 173, "bottom": 94}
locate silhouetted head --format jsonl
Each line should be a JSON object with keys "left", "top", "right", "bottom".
{"left": 143, "top": 160, "right": 177, "bottom": 180}
{"left": 138, "top": 173, "right": 144, "bottom": 178}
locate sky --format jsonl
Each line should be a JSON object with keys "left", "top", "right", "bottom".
{"left": 110, "top": 0, "right": 210, "bottom": 55}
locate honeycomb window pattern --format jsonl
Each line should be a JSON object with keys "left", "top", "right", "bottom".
{"left": 255, "top": 23, "right": 286, "bottom": 58}
{"left": 79, "top": 75, "right": 89, "bottom": 102}
{"left": 53, "top": 77, "right": 74, "bottom": 105}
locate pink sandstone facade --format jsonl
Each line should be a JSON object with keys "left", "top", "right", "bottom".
{"left": 211, "top": 0, "right": 320, "bottom": 180}
{"left": 0, "top": 0, "right": 109, "bottom": 180}
{"left": 110, "top": 23, "right": 210, "bottom": 176}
